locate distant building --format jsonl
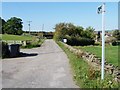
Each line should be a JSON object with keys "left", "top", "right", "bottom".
{"left": 94, "top": 30, "right": 114, "bottom": 42}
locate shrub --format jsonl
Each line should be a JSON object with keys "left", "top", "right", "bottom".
{"left": 66, "top": 36, "right": 95, "bottom": 46}
{"left": 21, "top": 44, "right": 40, "bottom": 49}
{"left": 112, "top": 41, "right": 120, "bottom": 46}
{"left": 21, "top": 39, "right": 44, "bottom": 49}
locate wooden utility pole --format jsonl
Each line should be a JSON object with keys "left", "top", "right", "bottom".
{"left": 27, "top": 21, "right": 32, "bottom": 35}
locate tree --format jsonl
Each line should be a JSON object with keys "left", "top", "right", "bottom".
{"left": 0, "top": 17, "right": 6, "bottom": 34}
{"left": 82, "top": 26, "right": 95, "bottom": 39}
{"left": 54, "top": 23, "right": 68, "bottom": 40}
{"left": 54, "top": 23, "right": 95, "bottom": 42}
{"left": 112, "top": 30, "right": 120, "bottom": 40}
{"left": 67, "top": 23, "right": 77, "bottom": 37}
{"left": 74, "top": 26, "right": 84, "bottom": 37}
{"left": 3, "top": 17, "right": 23, "bottom": 35}
{"left": 97, "top": 31, "right": 101, "bottom": 40}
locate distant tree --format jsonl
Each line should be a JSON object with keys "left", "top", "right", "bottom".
{"left": 112, "top": 30, "right": 120, "bottom": 40}
{"left": 0, "top": 17, "right": 6, "bottom": 34}
{"left": 66, "top": 23, "right": 75, "bottom": 36}
{"left": 54, "top": 23, "right": 95, "bottom": 42}
{"left": 66, "top": 25, "right": 84, "bottom": 38}
{"left": 97, "top": 31, "right": 101, "bottom": 40}
{"left": 82, "top": 27, "right": 95, "bottom": 39}
{"left": 3, "top": 17, "right": 23, "bottom": 35}
{"left": 74, "top": 26, "right": 84, "bottom": 37}
{"left": 54, "top": 23, "right": 68, "bottom": 40}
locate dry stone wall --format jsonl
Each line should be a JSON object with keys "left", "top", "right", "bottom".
{"left": 62, "top": 42, "right": 120, "bottom": 82}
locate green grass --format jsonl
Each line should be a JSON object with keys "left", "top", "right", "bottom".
{"left": 1, "top": 34, "right": 34, "bottom": 41}
{"left": 57, "top": 41, "right": 118, "bottom": 88}
{"left": 74, "top": 46, "right": 118, "bottom": 66}
{"left": 1, "top": 34, "right": 45, "bottom": 49}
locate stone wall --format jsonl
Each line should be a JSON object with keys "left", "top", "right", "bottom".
{"left": 2, "top": 40, "right": 32, "bottom": 46}
{"left": 62, "top": 42, "right": 120, "bottom": 82}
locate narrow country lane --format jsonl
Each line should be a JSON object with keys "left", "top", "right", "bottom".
{"left": 2, "top": 39, "right": 78, "bottom": 88}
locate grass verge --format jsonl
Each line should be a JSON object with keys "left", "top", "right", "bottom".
{"left": 57, "top": 41, "right": 118, "bottom": 88}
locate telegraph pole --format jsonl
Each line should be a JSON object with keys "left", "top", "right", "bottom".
{"left": 27, "top": 21, "right": 32, "bottom": 35}
{"left": 42, "top": 24, "right": 44, "bottom": 31}
{"left": 42, "top": 24, "right": 44, "bottom": 38}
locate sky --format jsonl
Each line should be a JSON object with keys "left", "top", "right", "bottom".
{"left": 2, "top": 2, "right": 118, "bottom": 32}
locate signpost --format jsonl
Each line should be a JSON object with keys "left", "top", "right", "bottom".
{"left": 63, "top": 39, "right": 67, "bottom": 43}
{"left": 97, "top": 3, "right": 105, "bottom": 80}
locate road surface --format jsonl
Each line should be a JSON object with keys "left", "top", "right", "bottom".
{"left": 2, "top": 39, "right": 78, "bottom": 88}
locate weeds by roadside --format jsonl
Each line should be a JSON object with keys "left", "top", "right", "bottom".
{"left": 21, "top": 39, "right": 45, "bottom": 49}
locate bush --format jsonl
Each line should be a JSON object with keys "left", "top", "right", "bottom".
{"left": 21, "top": 44, "right": 40, "bottom": 49}
{"left": 21, "top": 39, "right": 44, "bottom": 49}
{"left": 2, "top": 42, "right": 10, "bottom": 58}
{"left": 66, "top": 36, "right": 95, "bottom": 46}
{"left": 112, "top": 41, "right": 120, "bottom": 46}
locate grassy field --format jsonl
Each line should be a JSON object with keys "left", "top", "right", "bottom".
{"left": 1, "top": 34, "right": 34, "bottom": 41}
{"left": 57, "top": 41, "right": 118, "bottom": 88}
{"left": 74, "top": 46, "right": 118, "bottom": 66}
{"left": 1, "top": 34, "right": 45, "bottom": 49}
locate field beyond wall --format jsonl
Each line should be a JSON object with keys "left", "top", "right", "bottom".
{"left": 1, "top": 34, "right": 34, "bottom": 41}
{"left": 74, "top": 46, "right": 118, "bottom": 66}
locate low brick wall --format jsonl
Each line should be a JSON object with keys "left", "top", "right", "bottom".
{"left": 62, "top": 42, "right": 120, "bottom": 82}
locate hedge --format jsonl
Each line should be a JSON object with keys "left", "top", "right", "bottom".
{"left": 66, "top": 36, "right": 95, "bottom": 46}
{"left": 112, "top": 41, "right": 120, "bottom": 46}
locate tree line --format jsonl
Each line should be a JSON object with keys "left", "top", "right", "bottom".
{"left": 54, "top": 23, "right": 96, "bottom": 46}
{"left": 0, "top": 17, "right": 23, "bottom": 35}
{"left": 54, "top": 23, "right": 120, "bottom": 46}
